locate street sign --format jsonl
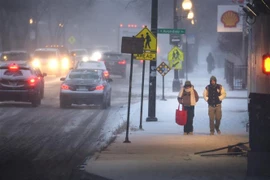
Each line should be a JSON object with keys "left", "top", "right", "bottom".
{"left": 68, "top": 36, "right": 76, "bottom": 44}
{"left": 156, "top": 62, "right": 171, "bottom": 76}
{"left": 170, "top": 34, "right": 181, "bottom": 45}
{"left": 158, "top": 28, "right": 186, "bottom": 34}
{"left": 134, "top": 27, "right": 157, "bottom": 61}
{"left": 167, "top": 46, "right": 184, "bottom": 70}
{"left": 121, "top": 37, "right": 144, "bottom": 54}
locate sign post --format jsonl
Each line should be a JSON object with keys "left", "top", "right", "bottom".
{"left": 156, "top": 62, "right": 171, "bottom": 101}
{"left": 133, "top": 25, "right": 157, "bottom": 123}
{"left": 121, "top": 36, "right": 144, "bottom": 143}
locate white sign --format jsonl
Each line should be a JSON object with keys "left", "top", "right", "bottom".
{"left": 217, "top": 5, "right": 243, "bottom": 32}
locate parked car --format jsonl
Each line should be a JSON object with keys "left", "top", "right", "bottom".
{"left": 0, "top": 62, "right": 44, "bottom": 107}
{"left": 59, "top": 69, "right": 112, "bottom": 109}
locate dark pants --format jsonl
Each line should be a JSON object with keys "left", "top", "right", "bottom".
{"left": 183, "top": 106, "right": 194, "bottom": 133}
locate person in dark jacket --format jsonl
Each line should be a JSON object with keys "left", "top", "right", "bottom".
{"left": 203, "top": 76, "right": 226, "bottom": 135}
{"left": 206, "top": 52, "right": 215, "bottom": 74}
{"left": 177, "top": 81, "right": 199, "bottom": 135}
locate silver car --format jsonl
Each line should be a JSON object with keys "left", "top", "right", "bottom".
{"left": 59, "top": 69, "right": 112, "bottom": 109}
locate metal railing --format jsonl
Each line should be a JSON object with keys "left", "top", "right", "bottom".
{"left": 224, "top": 59, "right": 247, "bottom": 90}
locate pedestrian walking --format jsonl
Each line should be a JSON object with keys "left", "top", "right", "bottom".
{"left": 203, "top": 76, "right": 227, "bottom": 135}
{"left": 177, "top": 81, "right": 199, "bottom": 135}
{"left": 206, "top": 52, "right": 215, "bottom": 74}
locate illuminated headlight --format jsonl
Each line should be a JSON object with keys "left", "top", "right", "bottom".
{"left": 91, "top": 51, "right": 102, "bottom": 61}
{"left": 32, "top": 59, "right": 40, "bottom": 67}
{"left": 62, "top": 58, "right": 69, "bottom": 69}
{"left": 49, "top": 59, "right": 58, "bottom": 69}
{"left": 82, "top": 56, "right": 89, "bottom": 62}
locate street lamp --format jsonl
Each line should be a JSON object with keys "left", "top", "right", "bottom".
{"left": 187, "top": 10, "right": 194, "bottom": 19}
{"left": 182, "top": 0, "right": 192, "bottom": 11}
{"left": 29, "top": 18, "right": 33, "bottom": 24}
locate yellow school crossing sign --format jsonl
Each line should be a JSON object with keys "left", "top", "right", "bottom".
{"left": 168, "top": 46, "right": 184, "bottom": 70}
{"left": 134, "top": 27, "right": 157, "bottom": 61}
{"left": 68, "top": 36, "right": 76, "bottom": 44}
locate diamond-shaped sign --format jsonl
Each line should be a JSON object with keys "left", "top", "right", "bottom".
{"left": 134, "top": 27, "right": 157, "bottom": 61}
{"left": 68, "top": 36, "right": 76, "bottom": 44}
{"left": 156, "top": 62, "right": 171, "bottom": 76}
{"left": 167, "top": 46, "right": 184, "bottom": 70}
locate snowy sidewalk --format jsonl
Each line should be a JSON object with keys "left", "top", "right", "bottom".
{"left": 83, "top": 97, "right": 254, "bottom": 180}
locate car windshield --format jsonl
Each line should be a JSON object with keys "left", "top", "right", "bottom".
{"left": 34, "top": 51, "right": 56, "bottom": 58}
{"left": 0, "top": 52, "right": 29, "bottom": 61}
{"left": 77, "top": 61, "right": 106, "bottom": 69}
{"left": 0, "top": 69, "right": 32, "bottom": 77}
{"left": 103, "top": 53, "right": 120, "bottom": 60}
{"left": 68, "top": 69, "right": 100, "bottom": 80}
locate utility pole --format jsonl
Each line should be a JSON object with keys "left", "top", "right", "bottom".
{"left": 146, "top": 0, "right": 158, "bottom": 122}
{"left": 172, "top": 0, "right": 181, "bottom": 92}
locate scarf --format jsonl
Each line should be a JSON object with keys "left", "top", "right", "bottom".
{"left": 178, "top": 86, "right": 197, "bottom": 106}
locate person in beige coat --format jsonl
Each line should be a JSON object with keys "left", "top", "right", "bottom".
{"left": 177, "top": 81, "right": 199, "bottom": 135}
{"left": 203, "top": 76, "right": 226, "bottom": 135}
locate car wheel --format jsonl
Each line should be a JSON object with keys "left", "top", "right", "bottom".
{"left": 41, "top": 89, "right": 44, "bottom": 99}
{"left": 107, "top": 92, "right": 111, "bottom": 107}
{"left": 122, "top": 71, "right": 126, "bottom": 79}
{"left": 60, "top": 98, "right": 71, "bottom": 108}
{"left": 101, "top": 96, "right": 107, "bottom": 109}
{"left": 31, "top": 93, "right": 41, "bottom": 107}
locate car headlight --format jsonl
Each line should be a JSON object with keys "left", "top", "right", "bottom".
{"left": 62, "top": 58, "right": 69, "bottom": 69}
{"left": 82, "top": 56, "right": 89, "bottom": 62}
{"left": 91, "top": 51, "right": 102, "bottom": 61}
{"left": 49, "top": 59, "right": 58, "bottom": 69}
{"left": 32, "top": 59, "right": 40, "bottom": 67}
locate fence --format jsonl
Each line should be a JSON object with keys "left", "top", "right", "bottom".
{"left": 224, "top": 59, "right": 247, "bottom": 90}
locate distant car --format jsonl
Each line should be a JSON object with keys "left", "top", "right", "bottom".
{"left": 0, "top": 51, "right": 31, "bottom": 64}
{"left": 46, "top": 45, "right": 74, "bottom": 69}
{"left": 75, "top": 60, "right": 110, "bottom": 79}
{"left": 59, "top": 69, "right": 112, "bottom": 109}
{"left": 99, "top": 52, "right": 127, "bottom": 78}
{"left": 32, "top": 48, "right": 65, "bottom": 76}
{"left": 0, "top": 62, "right": 44, "bottom": 107}
{"left": 70, "top": 49, "right": 89, "bottom": 64}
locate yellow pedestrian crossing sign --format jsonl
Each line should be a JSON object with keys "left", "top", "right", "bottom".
{"left": 168, "top": 46, "right": 184, "bottom": 70}
{"left": 134, "top": 27, "right": 157, "bottom": 61}
{"left": 68, "top": 36, "right": 76, "bottom": 44}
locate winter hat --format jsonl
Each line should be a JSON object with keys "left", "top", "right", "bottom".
{"left": 184, "top": 80, "right": 192, "bottom": 87}
{"left": 210, "top": 76, "right": 217, "bottom": 83}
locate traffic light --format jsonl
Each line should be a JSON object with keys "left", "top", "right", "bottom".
{"left": 262, "top": 53, "right": 270, "bottom": 74}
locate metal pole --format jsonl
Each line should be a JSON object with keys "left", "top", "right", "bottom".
{"left": 124, "top": 53, "right": 134, "bottom": 143}
{"left": 146, "top": 0, "right": 158, "bottom": 122}
{"left": 172, "top": 0, "right": 181, "bottom": 92}
{"left": 161, "top": 75, "right": 166, "bottom": 101}
{"left": 139, "top": 60, "right": 146, "bottom": 129}
{"left": 186, "top": 35, "right": 188, "bottom": 81}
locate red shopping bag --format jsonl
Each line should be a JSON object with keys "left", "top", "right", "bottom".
{"left": 175, "top": 104, "right": 187, "bottom": 126}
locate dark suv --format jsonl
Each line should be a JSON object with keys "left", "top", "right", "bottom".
{"left": 99, "top": 52, "right": 127, "bottom": 78}
{"left": 0, "top": 63, "right": 43, "bottom": 107}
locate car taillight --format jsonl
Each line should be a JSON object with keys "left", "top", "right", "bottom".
{"left": 61, "top": 84, "right": 69, "bottom": 90}
{"left": 103, "top": 70, "right": 109, "bottom": 77}
{"left": 28, "top": 78, "right": 37, "bottom": 86}
{"left": 118, "top": 60, "right": 126, "bottom": 65}
{"left": 95, "top": 85, "right": 104, "bottom": 90}
{"left": 9, "top": 64, "right": 19, "bottom": 70}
